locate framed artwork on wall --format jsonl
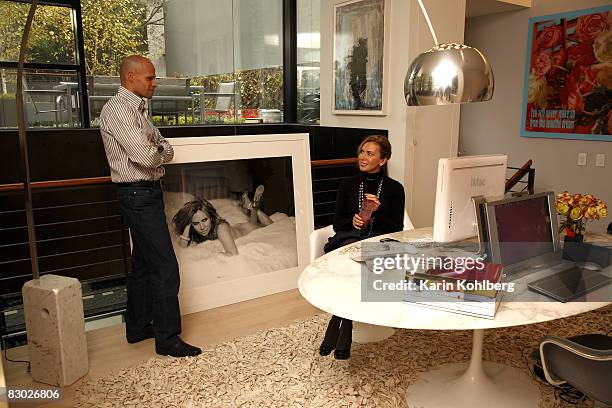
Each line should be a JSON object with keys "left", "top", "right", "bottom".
{"left": 333, "top": 0, "right": 390, "bottom": 115}
{"left": 521, "top": 5, "right": 612, "bottom": 141}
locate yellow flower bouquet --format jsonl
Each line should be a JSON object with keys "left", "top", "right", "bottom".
{"left": 555, "top": 191, "right": 608, "bottom": 241}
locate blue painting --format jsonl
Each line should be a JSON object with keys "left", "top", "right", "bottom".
{"left": 333, "top": 0, "right": 387, "bottom": 115}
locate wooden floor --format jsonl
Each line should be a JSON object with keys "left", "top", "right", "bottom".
{"left": 2, "top": 289, "right": 320, "bottom": 408}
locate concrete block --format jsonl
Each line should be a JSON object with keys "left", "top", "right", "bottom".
{"left": 22, "top": 275, "right": 88, "bottom": 386}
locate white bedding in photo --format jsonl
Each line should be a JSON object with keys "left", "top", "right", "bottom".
{"left": 164, "top": 192, "right": 298, "bottom": 287}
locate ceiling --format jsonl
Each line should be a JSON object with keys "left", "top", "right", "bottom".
{"left": 466, "top": 0, "right": 531, "bottom": 18}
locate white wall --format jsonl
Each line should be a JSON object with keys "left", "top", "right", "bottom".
{"left": 460, "top": 0, "right": 612, "bottom": 232}
{"left": 320, "top": 0, "right": 466, "bottom": 227}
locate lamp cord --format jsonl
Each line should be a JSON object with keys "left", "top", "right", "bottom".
{"left": 417, "top": 0, "right": 439, "bottom": 45}
{"left": 1, "top": 336, "right": 31, "bottom": 373}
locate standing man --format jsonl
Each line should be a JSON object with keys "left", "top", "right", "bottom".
{"left": 100, "top": 55, "right": 201, "bottom": 357}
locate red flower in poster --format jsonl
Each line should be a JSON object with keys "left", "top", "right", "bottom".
{"left": 560, "top": 81, "right": 584, "bottom": 113}
{"left": 553, "top": 48, "right": 567, "bottom": 68}
{"left": 576, "top": 12, "right": 610, "bottom": 43}
{"left": 570, "top": 65, "right": 597, "bottom": 94}
{"left": 534, "top": 51, "right": 552, "bottom": 78}
{"left": 567, "top": 42, "right": 597, "bottom": 67}
{"left": 539, "top": 25, "right": 563, "bottom": 49}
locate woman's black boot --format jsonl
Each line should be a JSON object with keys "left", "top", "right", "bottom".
{"left": 334, "top": 319, "right": 353, "bottom": 360}
{"left": 319, "top": 315, "right": 341, "bottom": 356}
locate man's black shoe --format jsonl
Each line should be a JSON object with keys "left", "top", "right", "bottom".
{"left": 126, "top": 325, "right": 155, "bottom": 344}
{"left": 155, "top": 338, "right": 202, "bottom": 357}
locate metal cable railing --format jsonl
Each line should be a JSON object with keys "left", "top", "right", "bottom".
{"left": 0, "top": 178, "right": 129, "bottom": 341}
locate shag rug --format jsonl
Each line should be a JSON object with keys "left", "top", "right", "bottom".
{"left": 76, "top": 306, "right": 611, "bottom": 408}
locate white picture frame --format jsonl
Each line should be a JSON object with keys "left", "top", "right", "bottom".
{"left": 333, "top": 0, "right": 390, "bottom": 116}
{"left": 166, "top": 133, "right": 314, "bottom": 314}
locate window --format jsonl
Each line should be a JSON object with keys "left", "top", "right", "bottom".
{"left": 84, "top": 0, "right": 284, "bottom": 126}
{"left": 0, "top": 0, "right": 84, "bottom": 128}
{"left": 163, "top": 0, "right": 284, "bottom": 125}
{"left": 1, "top": 0, "right": 295, "bottom": 129}
{"left": 296, "top": 0, "right": 320, "bottom": 124}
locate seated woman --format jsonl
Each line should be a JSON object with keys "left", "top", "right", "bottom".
{"left": 319, "top": 135, "right": 405, "bottom": 360}
{"left": 172, "top": 185, "right": 273, "bottom": 255}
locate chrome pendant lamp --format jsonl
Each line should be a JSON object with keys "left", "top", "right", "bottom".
{"left": 404, "top": 0, "right": 494, "bottom": 106}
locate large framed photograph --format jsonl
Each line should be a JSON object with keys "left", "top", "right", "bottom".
{"left": 164, "top": 134, "right": 313, "bottom": 314}
{"left": 333, "top": 0, "right": 390, "bottom": 115}
{"left": 521, "top": 5, "right": 612, "bottom": 141}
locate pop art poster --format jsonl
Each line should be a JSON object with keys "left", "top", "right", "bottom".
{"left": 521, "top": 5, "right": 612, "bottom": 141}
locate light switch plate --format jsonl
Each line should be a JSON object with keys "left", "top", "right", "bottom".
{"left": 577, "top": 152, "right": 587, "bottom": 166}
{"left": 595, "top": 153, "right": 605, "bottom": 167}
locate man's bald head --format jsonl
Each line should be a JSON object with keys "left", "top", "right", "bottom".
{"left": 120, "top": 55, "right": 153, "bottom": 83}
{"left": 119, "top": 55, "right": 157, "bottom": 99}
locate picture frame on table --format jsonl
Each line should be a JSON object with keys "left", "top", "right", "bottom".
{"left": 333, "top": 0, "right": 390, "bottom": 116}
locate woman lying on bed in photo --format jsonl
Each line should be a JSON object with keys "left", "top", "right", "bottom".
{"left": 172, "top": 185, "right": 273, "bottom": 255}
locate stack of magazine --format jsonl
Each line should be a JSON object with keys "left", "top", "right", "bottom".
{"left": 404, "top": 262, "right": 505, "bottom": 319}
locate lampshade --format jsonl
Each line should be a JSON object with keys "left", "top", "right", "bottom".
{"left": 404, "top": 42, "right": 494, "bottom": 106}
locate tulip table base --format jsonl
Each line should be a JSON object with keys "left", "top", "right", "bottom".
{"left": 352, "top": 322, "right": 395, "bottom": 343}
{"left": 406, "top": 329, "right": 538, "bottom": 408}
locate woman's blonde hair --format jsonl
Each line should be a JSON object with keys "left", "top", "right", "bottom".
{"left": 356, "top": 135, "right": 392, "bottom": 159}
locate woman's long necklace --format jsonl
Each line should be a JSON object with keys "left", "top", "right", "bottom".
{"left": 358, "top": 176, "right": 384, "bottom": 235}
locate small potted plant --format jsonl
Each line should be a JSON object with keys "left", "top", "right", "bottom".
{"left": 555, "top": 191, "right": 608, "bottom": 242}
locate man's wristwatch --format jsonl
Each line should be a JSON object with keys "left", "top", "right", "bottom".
{"left": 157, "top": 144, "right": 164, "bottom": 154}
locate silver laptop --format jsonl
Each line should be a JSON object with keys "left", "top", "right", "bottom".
{"left": 474, "top": 191, "right": 611, "bottom": 301}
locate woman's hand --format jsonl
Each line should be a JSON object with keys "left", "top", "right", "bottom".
{"left": 364, "top": 194, "right": 381, "bottom": 211}
{"left": 178, "top": 224, "right": 191, "bottom": 247}
{"left": 353, "top": 214, "right": 365, "bottom": 229}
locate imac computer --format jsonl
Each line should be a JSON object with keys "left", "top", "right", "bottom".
{"left": 433, "top": 154, "right": 507, "bottom": 243}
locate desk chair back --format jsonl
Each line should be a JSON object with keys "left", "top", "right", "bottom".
{"left": 539, "top": 334, "right": 612, "bottom": 406}
{"left": 309, "top": 224, "right": 335, "bottom": 262}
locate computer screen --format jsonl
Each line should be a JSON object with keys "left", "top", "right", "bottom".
{"left": 494, "top": 195, "right": 554, "bottom": 265}
{"left": 433, "top": 154, "right": 507, "bottom": 243}
{"left": 478, "top": 191, "right": 561, "bottom": 267}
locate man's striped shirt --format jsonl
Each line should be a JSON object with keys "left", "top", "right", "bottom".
{"left": 99, "top": 86, "right": 174, "bottom": 183}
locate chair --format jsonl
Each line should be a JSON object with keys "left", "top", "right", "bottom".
{"left": 23, "top": 80, "right": 68, "bottom": 127}
{"left": 209, "top": 82, "right": 236, "bottom": 120}
{"left": 309, "top": 210, "right": 414, "bottom": 343}
{"left": 537, "top": 334, "right": 612, "bottom": 406}
{"left": 150, "top": 77, "right": 194, "bottom": 124}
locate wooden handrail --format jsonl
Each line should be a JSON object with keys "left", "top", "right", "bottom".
{"left": 311, "top": 158, "right": 357, "bottom": 167}
{"left": 0, "top": 176, "right": 112, "bottom": 192}
{"left": 0, "top": 158, "right": 360, "bottom": 192}
{"left": 505, "top": 159, "right": 533, "bottom": 193}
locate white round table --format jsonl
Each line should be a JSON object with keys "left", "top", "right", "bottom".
{"left": 298, "top": 227, "right": 611, "bottom": 408}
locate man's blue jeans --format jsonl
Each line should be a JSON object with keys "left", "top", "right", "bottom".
{"left": 117, "top": 183, "right": 181, "bottom": 346}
